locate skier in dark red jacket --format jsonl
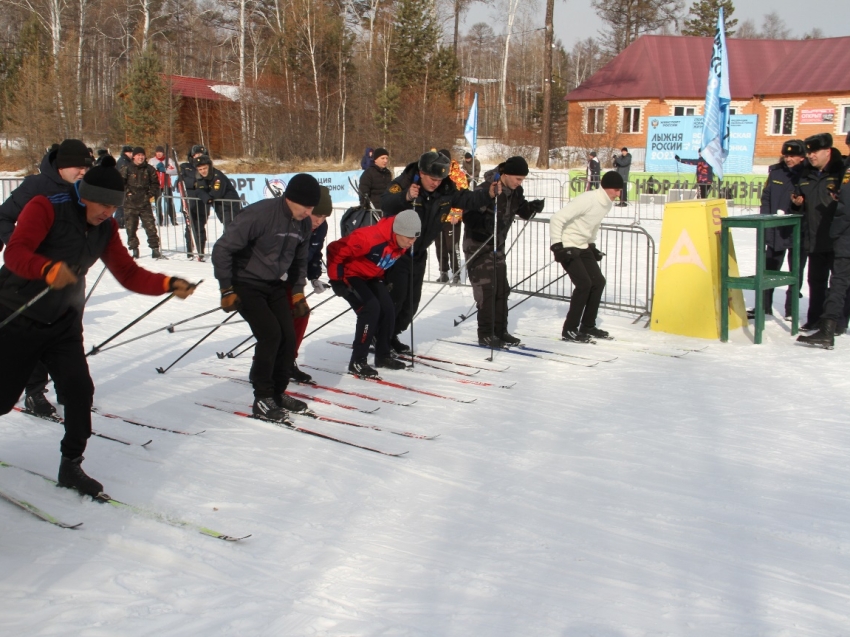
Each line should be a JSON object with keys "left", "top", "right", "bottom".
{"left": 0, "top": 157, "right": 197, "bottom": 499}
{"left": 327, "top": 210, "right": 420, "bottom": 378}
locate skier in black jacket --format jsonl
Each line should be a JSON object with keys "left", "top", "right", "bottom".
{"left": 379, "top": 151, "right": 498, "bottom": 353}
{"left": 0, "top": 139, "right": 92, "bottom": 417}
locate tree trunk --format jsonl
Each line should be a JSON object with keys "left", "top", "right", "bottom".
{"left": 537, "top": 0, "right": 554, "bottom": 169}
{"left": 499, "top": 0, "right": 520, "bottom": 135}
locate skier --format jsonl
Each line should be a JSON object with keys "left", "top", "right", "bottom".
{"left": 379, "top": 150, "right": 499, "bottom": 354}
{"left": 797, "top": 166, "right": 850, "bottom": 349}
{"left": 119, "top": 147, "right": 162, "bottom": 259}
{"left": 462, "top": 156, "right": 544, "bottom": 347}
{"left": 287, "top": 185, "right": 333, "bottom": 384}
{"left": 674, "top": 149, "right": 714, "bottom": 198}
{"left": 549, "top": 171, "right": 623, "bottom": 342}
{"left": 790, "top": 133, "right": 845, "bottom": 330}
{"left": 327, "top": 210, "right": 421, "bottom": 378}
{"left": 0, "top": 139, "right": 93, "bottom": 418}
{"left": 211, "top": 173, "right": 319, "bottom": 423}
{"left": 0, "top": 157, "right": 196, "bottom": 497}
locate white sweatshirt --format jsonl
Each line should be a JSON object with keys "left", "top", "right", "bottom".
{"left": 549, "top": 188, "right": 613, "bottom": 249}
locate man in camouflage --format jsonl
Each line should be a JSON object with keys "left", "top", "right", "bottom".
{"left": 120, "top": 147, "right": 163, "bottom": 259}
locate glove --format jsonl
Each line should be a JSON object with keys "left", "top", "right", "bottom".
{"left": 42, "top": 261, "right": 78, "bottom": 290}
{"left": 589, "top": 243, "right": 605, "bottom": 262}
{"left": 220, "top": 286, "right": 240, "bottom": 312}
{"left": 311, "top": 279, "right": 328, "bottom": 294}
{"left": 330, "top": 280, "right": 350, "bottom": 299}
{"left": 291, "top": 292, "right": 310, "bottom": 318}
{"left": 674, "top": 154, "right": 681, "bottom": 162}
{"left": 526, "top": 199, "right": 545, "bottom": 218}
{"left": 169, "top": 277, "right": 196, "bottom": 299}
{"left": 550, "top": 243, "right": 578, "bottom": 267}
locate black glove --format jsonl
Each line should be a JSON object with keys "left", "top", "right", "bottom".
{"left": 330, "top": 280, "right": 350, "bottom": 299}
{"left": 674, "top": 154, "right": 681, "bottom": 162}
{"left": 521, "top": 199, "right": 545, "bottom": 219}
{"left": 589, "top": 243, "right": 605, "bottom": 262}
{"left": 551, "top": 242, "right": 579, "bottom": 266}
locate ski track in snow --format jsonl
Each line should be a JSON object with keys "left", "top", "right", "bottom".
{"left": 2, "top": 226, "right": 850, "bottom": 636}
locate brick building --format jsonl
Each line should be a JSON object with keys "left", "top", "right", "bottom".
{"left": 564, "top": 36, "right": 850, "bottom": 165}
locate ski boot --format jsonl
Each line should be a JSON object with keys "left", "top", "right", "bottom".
{"left": 580, "top": 325, "right": 610, "bottom": 339}
{"left": 24, "top": 393, "right": 57, "bottom": 417}
{"left": 562, "top": 329, "right": 592, "bottom": 343}
{"left": 290, "top": 362, "right": 314, "bottom": 384}
{"left": 478, "top": 334, "right": 507, "bottom": 348}
{"left": 349, "top": 359, "right": 379, "bottom": 379}
{"left": 499, "top": 332, "right": 521, "bottom": 346}
{"left": 253, "top": 396, "right": 290, "bottom": 422}
{"left": 58, "top": 456, "right": 104, "bottom": 498}
{"left": 391, "top": 335, "right": 411, "bottom": 354}
{"left": 375, "top": 355, "right": 406, "bottom": 370}
{"left": 275, "top": 393, "right": 309, "bottom": 414}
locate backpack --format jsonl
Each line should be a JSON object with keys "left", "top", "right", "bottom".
{"left": 340, "top": 205, "right": 381, "bottom": 237}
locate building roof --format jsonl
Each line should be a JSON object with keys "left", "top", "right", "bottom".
{"left": 564, "top": 35, "right": 850, "bottom": 102}
{"left": 165, "top": 75, "right": 240, "bottom": 102}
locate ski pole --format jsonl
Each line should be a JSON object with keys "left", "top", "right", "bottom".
{"left": 169, "top": 319, "right": 246, "bottom": 333}
{"left": 303, "top": 306, "right": 352, "bottom": 340}
{"left": 86, "top": 280, "right": 203, "bottom": 356}
{"left": 505, "top": 272, "right": 568, "bottom": 312}
{"left": 504, "top": 219, "right": 531, "bottom": 257}
{"left": 218, "top": 333, "right": 255, "bottom": 359}
{"left": 229, "top": 338, "right": 256, "bottom": 359}
{"left": 409, "top": 244, "right": 415, "bottom": 364}
{"left": 489, "top": 171, "right": 500, "bottom": 362}
{"left": 0, "top": 287, "right": 51, "bottom": 331}
{"left": 84, "top": 265, "right": 107, "bottom": 304}
{"left": 93, "top": 306, "right": 220, "bottom": 355}
{"left": 453, "top": 300, "right": 478, "bottom": 327}
{"left": 156, "top": 311, "right": 237, "bottom": 374}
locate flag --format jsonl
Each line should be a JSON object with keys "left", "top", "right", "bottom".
{"left": 701, "top": 7, "right": 731, "bottom": 180}
{"left": 464, "top": 93, "right": 478, "bottom": 156}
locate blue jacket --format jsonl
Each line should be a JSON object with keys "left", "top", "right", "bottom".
{"left": 307, "top": 221, "right": 328, "bottom": 281}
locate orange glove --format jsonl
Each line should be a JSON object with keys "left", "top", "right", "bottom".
{"left": 291, "top": 292, "right": 310, "bottom": 318}
{"left": 42, "top": 261, "right": 78, "bottom": 290}
{"left": 169, "top": 277, "right": 196, "bottom": 299}
{"left": 221, "top": 287, "right": 240, "bottom": 312}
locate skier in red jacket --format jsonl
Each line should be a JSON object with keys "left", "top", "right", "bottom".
{"left": 327, "top": 210, "right": 420, "bottom": 378}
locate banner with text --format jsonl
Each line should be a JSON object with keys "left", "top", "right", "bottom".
{"left": 645, "top": 115, "right": 758, "bottom": 174}
{"left": 222, "top": 170, "right": 363, "bottom": 207}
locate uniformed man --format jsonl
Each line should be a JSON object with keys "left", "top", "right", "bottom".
{"left": 119, "top": 147, "right": 162, "bottom": 259}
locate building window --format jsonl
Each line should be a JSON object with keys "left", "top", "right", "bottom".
{"left": 674, "top": 106, "right": 697, "bottom": 116}
{"left": 728, "top": 108, "right": 737, "bottom": 115}
{"left": 586, "top": 107, "right": 605, "bottom": 134}
{"left": 843, "top": 106, "right": 850, "bottom": 133}
{"left": 771, "top": 107, "right": 794, "bottom": 135}
{"left": 622, "top": 107, "right": 641, "bottom": 133}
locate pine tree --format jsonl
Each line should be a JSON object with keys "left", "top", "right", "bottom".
{"left": 118, "top": 53, "right": 175, "bottom": 150}
{"left": 391, "top": 0, "right": 442, "bottom": 90}
{"left": 681, "top": 0, "right": 738, "bottom": 37}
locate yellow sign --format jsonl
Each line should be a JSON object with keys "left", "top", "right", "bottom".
{"left": 650, "top": 199, "right": 746, "bottom": 339}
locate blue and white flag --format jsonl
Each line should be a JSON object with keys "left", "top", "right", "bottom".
{"left": 464, "top": 93, "right": 478, "bottom": 156}
{"left": 701, "top": 7, "right": 731, "bottom": 180}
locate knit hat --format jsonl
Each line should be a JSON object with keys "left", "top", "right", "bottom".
{"left": 781, "top": 140, "right": 806, "bottom": 157}
{"left": 418, "top": 151, "right": 450, "bottom": 179}
{"left": 78, "top": 156, "right": 125, "bottom": 207}
{"left": 313, "top": 185, "right": 333, "bottom": 217}
{"left": 805, "top": 133, "right": 833, "bottom": 152}
{"left": 601, "top": 171, "right": 625, "bottom": 190}
{"left": 132, "top": 146, "right": 145, "bottom": 157}
{"left": 464, "top": 152, "right": 472, "bottom": 159}
{"left": 501, "top": 156, "right": 529, "bottom": 176}
{"left": 56, "top": 139, "right": 93, "bottom": 169}
{"left": 194, "top": 154, "right": 213, "bottom": 167}
{"left": 393, "top": 209, "right": 421, "bottom": 238}
{"left": 373, "top": 147, "right": 389, "bottom": 160}
{"left": 285, "top": 173, "right": 321, "bottom": 207}
{"left": 155, "top": 145, "right": 165, "bottom": 153}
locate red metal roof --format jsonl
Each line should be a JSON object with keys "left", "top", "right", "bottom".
{"left": 165, "top": 75, "right": 240, "bottom": 102}
{"left": 565, "top": 35, "right": 850, "bottom": 102}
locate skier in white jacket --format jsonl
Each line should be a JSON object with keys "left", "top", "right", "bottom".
{"left": 549, "top": 171, "right": 624, "bottom": 342}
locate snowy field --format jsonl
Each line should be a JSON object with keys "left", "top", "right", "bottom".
{"left": 2, "top": 223, "right": 850, "bottom": 636}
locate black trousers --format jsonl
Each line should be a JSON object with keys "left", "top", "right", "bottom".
{"left": 341, "top": 277, "right": 395, "bottom": 361}
{"left": 561, "top": 248, "right": 606, "bottom": 332}
{"left": 464, "top": 237, "right": 509, "bottom": 338}
{"left": 0, "top": 307, "right": 94, "bottom": 458}
{"left": 697, "top": 184, "right": 711, "bottom": 198}
{"left": 435, "top": 221, "right": 460, "bottom": 274}
{"left": 25, "top": 361, "right": 50, "bottom": 396}
{"left": 806, "top": 252, "right": 833, "bottom": 325}
{"left": 384, "top": 253, "right": 427, "bottom": 335}
{"left": 822, "top": 257, "right": 850, "bottom": 323}
{"left": 186, "top": 203, "right": 208, "bottom": 255}
{"left": 157, "top": 186, "right": 177, "bottom": 225}
{"left": 763, "top": 245, "right": 806, "bottom": 316}
{"left": 235, "top": 280, "right": 296, "bottom": 398}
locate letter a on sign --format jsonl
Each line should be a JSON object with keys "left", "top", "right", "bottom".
{"left": 661, "top": 229, "right": 707, "bottom": 272}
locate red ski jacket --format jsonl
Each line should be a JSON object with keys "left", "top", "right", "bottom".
{"left": 327, "top": 216, "right": 408, "bottom": 283}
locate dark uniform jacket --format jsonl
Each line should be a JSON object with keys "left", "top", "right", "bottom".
{"left": 120, "top": 161, "right": 160, "bottom": 209}
{"left": 792, "top": 149, "right": 845, "bottom": 254}
{"left": 829, "top": 169, "right": 850, "bottom": 258}
{"left": 380, "top": 161, "right": 492, "bottom": 262}
{"left": 359, "top": 165, "right": 393, "bottom": 210}
{"left": 0, "top": 190, "right": 168, "bottom": 324}
{"left": 464, "top": 168, "right": 535, "bottom": 252}
{"left": 184, "top": 167, "right": 241, "bottom": 223}
{"left": 211, "top": 197, "right": 311, "bottom": 292}
{"left": 760, "top": 162, "right": 804, "bottom": 251}
{"left": 0, "top": 150, "right": 73, "bottom": 245}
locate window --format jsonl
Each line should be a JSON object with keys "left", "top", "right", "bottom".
{"left": 674, "top": 106, "right": 697, "bottom": 116}
{"left": 622, "top": 107, "right": 641, "bottom": 133}
{"left": 843, "top": 106, "right": 850, "bottom": 133}
{"left": 771, "top": 107, "right": 794, "bottom": 135}
{"left": 586, "top": 107, "right": 604, "bottom": 133}
{"left": 728, "top": 108, "right": 737, "bottom": 115}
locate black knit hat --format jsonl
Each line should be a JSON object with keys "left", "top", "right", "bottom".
{"left": 155, "top": 145, "right": 165, "bottom": 153}
{"left": 285, "top": 173, "right": 321, "bottom": 207}
{"left": 501, "top": 156, "right": 529, "bottom": 176}
{"left": 313, "top": 185, "right": 333, "bottom": 217}
{"left": 194, "top": 155, "right": 213, "bottom": 167}
{"left": 373, "top": 147, "right": 389, "bottom": 160}
{"left": 781, "top": 140, "right": 806, "bottom": 157}
{"left": 56, "top": 139, "right": 93, "bottom": 169}
{"left": 418, "top": 151, "right": 450, "bottom": 179}
{"left": 132, "top": 146, "right": 145, "bottom": 157}
{"left": 805, "top": 133, "right": 833, "bottom": 153}
{"left": 601, "top": 171, "right": 624, "bottom": 190}
{"left": 78, "top": 156, "right": 125, "bottom": 207}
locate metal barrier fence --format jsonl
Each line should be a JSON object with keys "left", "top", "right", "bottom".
{"left": 522, "top": 172, "right": 567, "bottom": 213}
{"left": 1, "top": 177, "right": 24, "bottom": 202}
{"left": 152, "top": 195, "right": 242, "bottom": 257}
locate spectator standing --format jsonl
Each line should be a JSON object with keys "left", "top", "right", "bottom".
{"left": 612, "top": 147, "right": 631, "bottom": 206}
{"left": 120, "top": 147, "right": 162, "bottom": 259}
{"left": 359, "top": 147, "right": 392, "bottom": 211}
{"left": 586, "top": 151, "right": 601, "bottom": 191}
{"left": 153, "top": 146, "right": 178, "bottom": 226}
{"left": 360, "top": 147, "right": 374, "bottom": 170}
{"left": 675, "top": 149, "right": 714, "bottom": 198}
{"left": 113, "top": 145, "right": 134, "bottom": 228}
{"left": 462, "top": 152, "right": 481, "bottom": 184}
{"left": 435, "top": 149, "right": 467, "bottom": 283}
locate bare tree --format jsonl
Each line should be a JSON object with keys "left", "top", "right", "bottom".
{"left": 498, "top": 0, "right": 520, "bottom": 134}
{"left": 760, "top": 11, "right": 790, "bottom": 39}
{"left": 536, "top": 0, "right": 553, "bottom": 168}
{"left": 592, "top": 0, "right": 682, "bottom": 55}
{"left": 733, "top": 18, "right": 759, "bottom": 39}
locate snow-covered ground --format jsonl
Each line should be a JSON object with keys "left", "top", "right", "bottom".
{"left": 2, "top": 224, "right": 850, "bottom": 636}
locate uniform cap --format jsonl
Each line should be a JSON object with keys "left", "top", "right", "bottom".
{"left": 418, "top": 151, "right": 450, "bottom": 179}
{"left": 194, "top": 154, "right": 213, "bottom": 167}
{"left": 804, "top": 133, "right": 832, "bottom": 152}
{"left": 393, "top": 209, "right": 421, "bottom": 238}
{"left": 781, "top": 140, "right": 806, "bottom": 157}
